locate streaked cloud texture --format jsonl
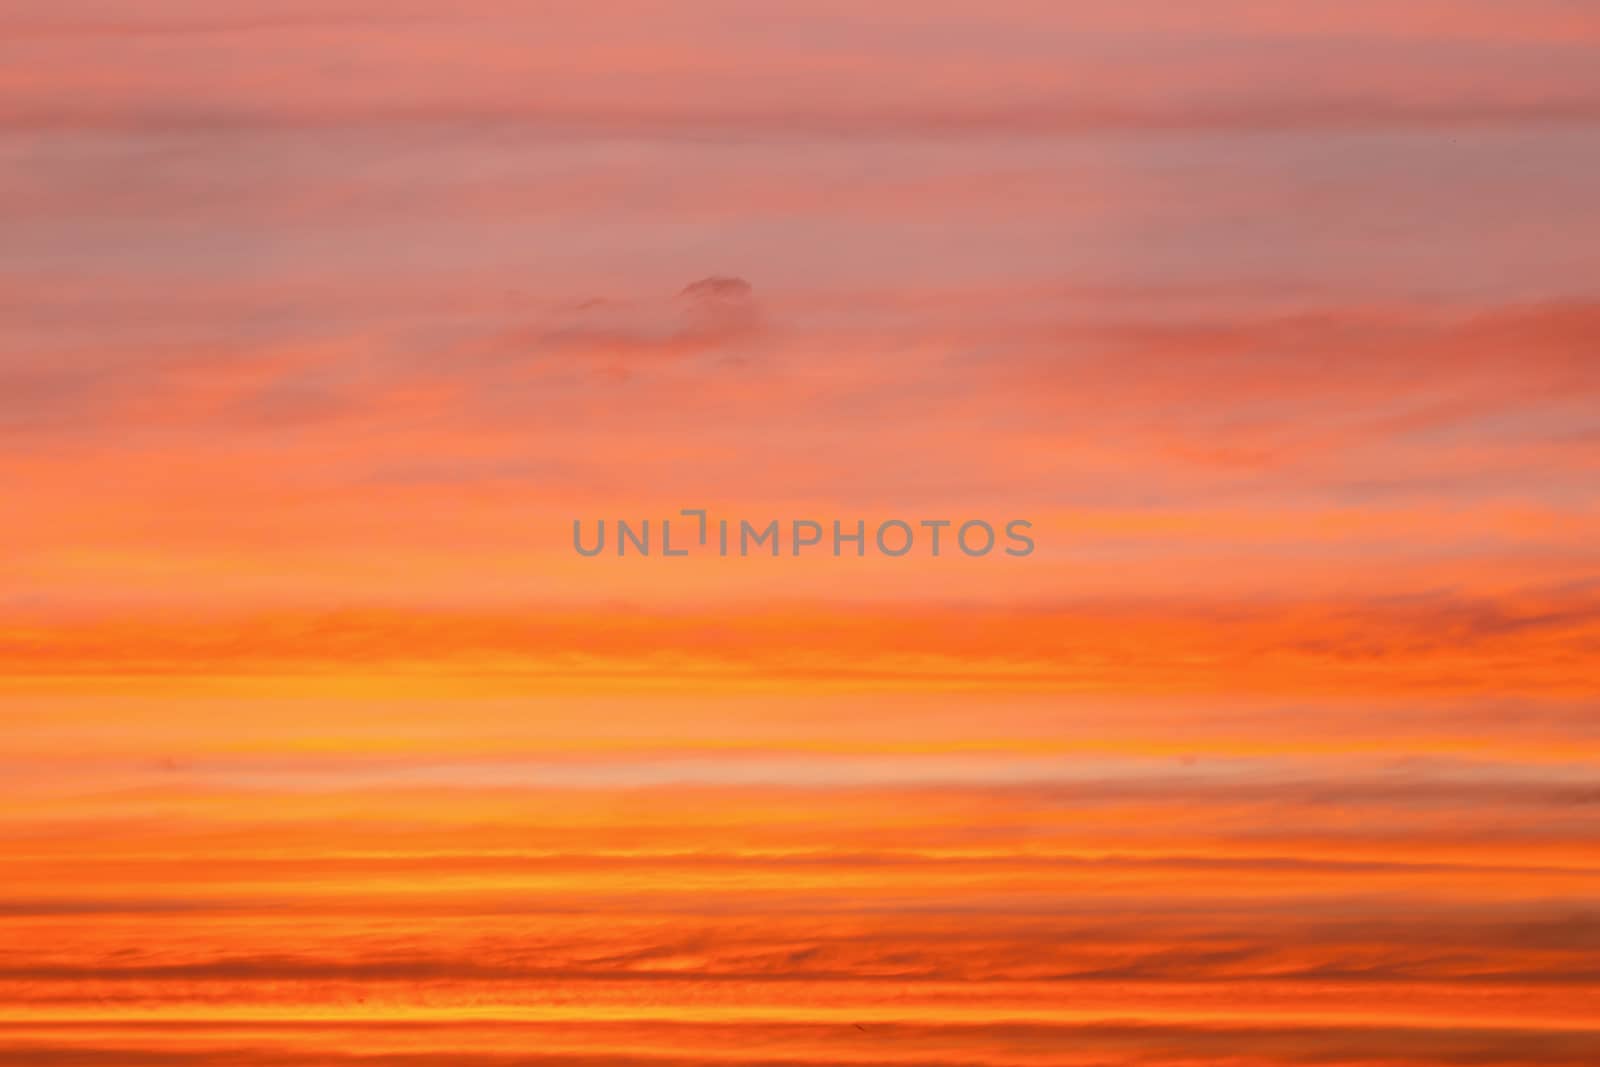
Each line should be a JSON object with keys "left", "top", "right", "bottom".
{"left": 2, "top": 1, "right": 1598, "bottom": 1063}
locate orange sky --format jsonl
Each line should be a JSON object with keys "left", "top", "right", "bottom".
{"left": 2, "top": 2, "right": 1599, "bottom": 1065}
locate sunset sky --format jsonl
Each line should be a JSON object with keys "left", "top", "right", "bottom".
{"left": 3, "top": 2, "right": 1599, "bottom": 1065}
